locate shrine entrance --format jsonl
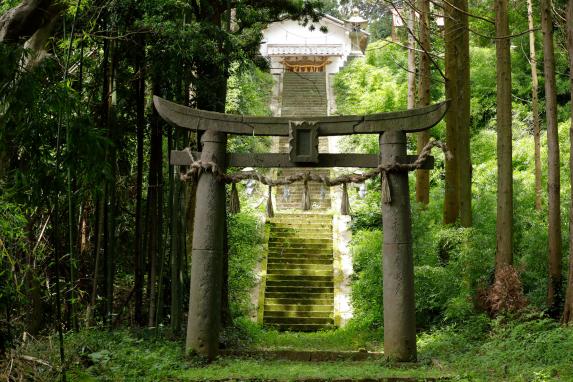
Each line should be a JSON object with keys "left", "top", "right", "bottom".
{"left": 282, "top": 57, "right": 331, "bottom": 72}
{"left": 154, "top": 96, "right": 448, "bottom": 362}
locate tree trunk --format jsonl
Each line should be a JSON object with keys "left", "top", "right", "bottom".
{"left": 407, "top": 7, "right": 416, "bottom": 112}
{"left": 561, "top": 0, "right": 573, "bottom": 323}
{"left": 147, "top": 81, "right": 164, "bottom": 327}
{"left": 25, "top": 216, "right": 45, "bottom": 334}
{"left": 134, "top": 36, "right": 145, "bottom": 327}
{"left": 104, "top": 38, "right": 118, "bottom": 328}
{"left": 416, "top": 0, "right": 431, "bottom": 205}
{"left": 494, "top": 0, "right": 513, "bottom": 270}
{"left": 443, "top": 0, "right": 460, "bottom": 224}
{"left": 528, "top": 0, "right": 543, "bottom": 211}
{"left": 541, "top": 0, "right": 563, "bottom": 316}
{"left": 86, "top": 196, "right": 104, "bottom": 326}
{"left": 171, "top": 127, "right": 185, "bottom": 335}
{"left": 220, "top": 207, "right": 231, "bottom": 327}
{"left": 455, "top": 0, "right": 471, "bottom": 228}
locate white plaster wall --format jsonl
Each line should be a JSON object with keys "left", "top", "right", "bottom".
{"left": 261, "top": 17, "right": 353, "bottom": 74}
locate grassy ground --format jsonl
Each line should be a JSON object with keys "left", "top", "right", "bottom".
{"left": 4, "top": 315, "right": 573, "bottom": 381}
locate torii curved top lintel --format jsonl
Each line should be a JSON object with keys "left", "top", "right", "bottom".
{"left": 153, "top": 96, "right": 448, "bottom": 136}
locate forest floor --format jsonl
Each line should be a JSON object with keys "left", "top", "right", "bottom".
{"left": 5, "top": 315, "right": 573, "bottom": 382}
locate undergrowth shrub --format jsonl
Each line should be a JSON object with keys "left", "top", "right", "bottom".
{"left": 350, "top": 229, "right": 383, "bottom": 327}
{"left": 227, "top": 210, "right": 264, "bottom": 318}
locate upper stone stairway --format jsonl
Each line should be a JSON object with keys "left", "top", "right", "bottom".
{"left": 281, "top": 72, "right": 328, "bottom": 117}
{"left": 275, "top": 71, "right": 331, "bottom": 211}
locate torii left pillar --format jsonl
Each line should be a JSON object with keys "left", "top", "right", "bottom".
{"left": 185, "top": 130, "right": 227, "bottom": 360}
{"left": 380, "top": 131, "right": 417, "bottom": 362}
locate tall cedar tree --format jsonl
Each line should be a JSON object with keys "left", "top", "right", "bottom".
{"left": 407, "top": 7, "right": 416, "bottom": 111}
{"left": 527, "top": 0, "right": 543, "bottom": 211}
{"left": 495, "top": 0, "right": 513, "bottom": 269}
{"left": 444, "top": 0, "right": 471, "bottom": 226}
{"left": 562, "top": 0, "right": 573, "bottom": 323}
{"left": 416, "top": 0, "right": 431, "bottom": 205}
{"left": 541, "top": 0, "right": 563, "bottom": 315}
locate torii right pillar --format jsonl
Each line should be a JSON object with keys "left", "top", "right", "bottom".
{"left": 380, "top": 131, "right": 417, "bottom": 362}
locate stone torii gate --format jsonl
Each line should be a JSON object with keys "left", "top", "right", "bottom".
{"left": 154, "top": 96, "right": 448, "bottom": 362}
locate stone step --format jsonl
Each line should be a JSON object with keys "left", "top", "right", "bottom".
{"left": 271, "top": 213, "right": 332, "bottom": 218}
{"left": 267, "top": 253, "right": 334, "bottom": 261}
{"left": 267, "top": 258, "right": 333, "bottom": 265}
{"left": 266, "top": 279, "right": 333, "bottom": 287}
{"left": 264, "top": 304, "right": 333, "bottom": 313}
{"left": 275, "top": 199, "right": 331, "bottom": 204}
{"left": 276, "top": 206, "right": 331, "bottom": 211}
{"left": 269, "top": 231, "right": 332, "bottom": 239}
{"left": 275, "top": 190, "right": 330, "bottom": 194}
{"left": 269, "top": 238, "right": 332, "bottom": 246}
{"left": 265, "top": 291, "right": 334, "bottom": 299}
{"left": 267, "top": 255, "right": 332, "bottom": 262}
{"left": 265, "top": 285, "right": 334, "bottom": 294}
{"left": 263, "top": 310, "right": 333, "bottom": 319}
{"left": 268, "top": 249, "right": 332, "bottom": 256}
{"left": 267, "top": 250, "right": 332, "bottom": 257}
{"left": 267, "top": 245, "right": 332, "bottom": 252}
{"left": 281, "top": 104, "right": 326, "bottom": 109}
{"left": 283, "top": 101, "right": 326, "bottom": 106}
{"left": 282, "top": 100, "right": 325, "bottom": 104}
{"left": 268, "top": 252, "right": 333, "bottom": 259}
{"left": 265, "top": 323, "right": 334, "bottom": 332}
{"left": 282, "top": 89, "right": 326, "bottom": 92}
{"left": 282, "top": 102, "right": 327, "bottom": 106}
{"left": 267, "top": 263, "right": 332, "bottom": 271}
{"left": 271, "top": 216, "right": 332, "bottom": 222}
{"left": 270, "top": 230, "right": 333, "bottom": 237}
{"left": 281, "top": 111, "right": 326, "bottom": 116}
{"left": 265, "top": 274, "right": 333, "bottom": 282}
{"left": 283, "top": 82, "right": 326, "bottom": 87}
{"left": 263, "top": 316, "right": 334, "bottom": 325}
{"left": 265, "top": 269, "right": 333, "bottom": 277}
{"left": 265, "top": 297, "right": 334, "bottom": 305}
{"left": 268, "top": 239, "right": 332, "bottom": 245}
{"left": 270, "top": 221, "right": 332, "bottom": 227}
{"left": 283, "top": 85, "right": 326, "bottom": 90}
{"left": 284, "top": 76, "right": 326, "bottom": 81}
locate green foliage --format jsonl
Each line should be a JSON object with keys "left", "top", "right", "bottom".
{"left": 226, "top": 63, "right": 273, "bottom": 117}
{"left": 349, "top": 230, "right": 383, "bottom": 326}
{"left": 334, "top": 52, "right": 407, "bottom": 116}
{"left": 420, "top": 315, "right": 573, "bottom": 380}
{"left": 0, "top": 199, "right": 27, "bottom": 352}
{"left": 227, "top": 210, "right": 265, "bottom": 318}
{"left": 226, "top": 62, "right": 273, "bottom": 153}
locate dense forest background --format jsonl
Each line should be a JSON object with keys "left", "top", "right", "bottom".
{"left": 2, "top": 0, "right": 573, "bottom": 380}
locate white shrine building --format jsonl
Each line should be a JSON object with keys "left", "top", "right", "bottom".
{"left": 260, "top": 11, "right": 369, "bottom": 117}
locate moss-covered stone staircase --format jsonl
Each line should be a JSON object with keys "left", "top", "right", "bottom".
{"left": 263, "top": 213, "right": 334, "bottom": 331}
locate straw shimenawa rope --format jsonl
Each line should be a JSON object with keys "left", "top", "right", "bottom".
{"left": 179, "top": 140, "right": 451, "bottom": 206}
